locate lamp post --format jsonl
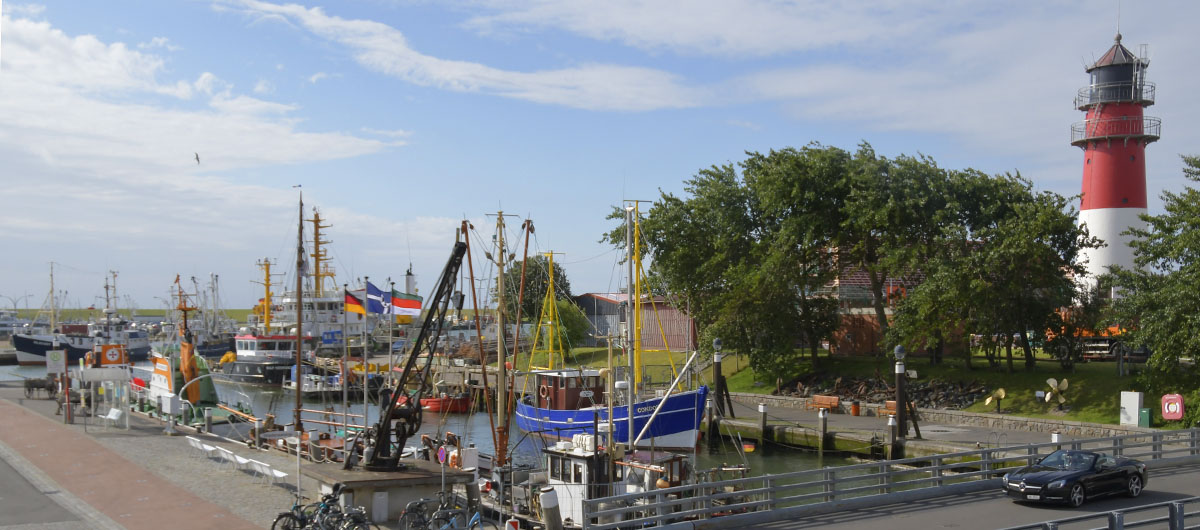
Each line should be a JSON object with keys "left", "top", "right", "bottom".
{"left": 894, "top": 345, "right": 907, "bottom": 439}
{"left": 712, "top": 338, "right": 724, "bottom": 416}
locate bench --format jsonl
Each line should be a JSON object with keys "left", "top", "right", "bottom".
{"left": 807, "top": 395, "right": 840, "bottom": 412}
{"left": 882, "top": 400, "right": 898, "bottom": 416}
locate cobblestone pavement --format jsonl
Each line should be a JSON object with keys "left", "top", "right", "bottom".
{"left": 0, "top": 382, "right": 306, "bottom": 529}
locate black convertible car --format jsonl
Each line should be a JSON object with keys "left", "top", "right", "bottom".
{"left": 1002, "top": 449, "right": 1147, "bottom": 507}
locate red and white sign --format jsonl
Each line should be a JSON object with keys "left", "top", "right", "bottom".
{"left": 1162, "top": 394, "right": 1184, "bottom": 421}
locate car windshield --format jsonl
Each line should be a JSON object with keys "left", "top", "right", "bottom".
{"left": 1039, "top": 450, "right": 1096, "bottom": 471}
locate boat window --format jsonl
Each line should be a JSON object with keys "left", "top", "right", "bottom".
{"left": 549, "top": 456, "right": 561, "bottom": 480}
{"left": 568, "top": 378, "right": 577, "bottom": 389}
{"left": 573, "top": 463, "right": 584, "bottom": 484}
{"left": 260, "top": 341, "right": 275, "bottom": 350}
{"left": 559, "top": 377, "right": 566, "bottom": 389}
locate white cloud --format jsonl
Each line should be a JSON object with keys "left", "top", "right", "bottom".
{"left": 361, "top": 127, "right": 411, "bottom": 138}
{"left": 138, "top": 36, "right": 180, "bottom": 51}
{"left": 308, "top": 71, "right": 328, "bottom": 83}
{"left": 2, "top": 3, "right": 45, "bottom": 17}
{"left": 228, "top": 0, "right": 704, "bottom": 111}
{"left": 254, "top": 78, "right": 274, "bottom": 94}
{"left": 463, "top": 0, "right": 925, "bottom": 57}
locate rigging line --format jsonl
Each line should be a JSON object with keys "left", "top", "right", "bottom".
{"left": 559, "top": 248, "right": 617, "bottom": 265}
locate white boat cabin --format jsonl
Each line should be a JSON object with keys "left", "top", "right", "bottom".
{"left": 234, "top": 333, "right": 316, "bottom": 361}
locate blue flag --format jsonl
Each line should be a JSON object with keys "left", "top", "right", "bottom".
{"left": 365, "top": 281, "right": 387, "bottom": 314}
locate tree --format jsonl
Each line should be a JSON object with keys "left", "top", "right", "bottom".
{"left": 1109, "top": 155, "right": 1200, "bottom": 424}
{"left": 496, "top": 255, "right": 572, "bottom": 324}
{"left": 636, "top": 146, "right": 846, "bottom": 373}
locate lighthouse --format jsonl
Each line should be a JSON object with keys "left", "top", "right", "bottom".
{"left": 1072, "top": 34, "right": 1160, "bottom": 284}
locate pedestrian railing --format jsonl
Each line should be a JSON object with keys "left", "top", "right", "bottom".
{"left": 997, "top": 496, "right": 1200, "bottom": 530}
{"left": 580, "top": 428, "right": 1200, "bottom": 530}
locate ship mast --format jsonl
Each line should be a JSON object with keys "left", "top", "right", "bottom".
{"left": 49, "top": 262, "right": 57, "bottom": 334}
{"left": 309, "top": 209, "right": 335, "bottom": 297}
{"left": 294, "top": 191, "right": 305, "bottom": 432}
{"left": 491, "top": 211, "right": 511, "bottom": 467}
{"left": 256, "top": 259, "right": 275, "bottom": 332}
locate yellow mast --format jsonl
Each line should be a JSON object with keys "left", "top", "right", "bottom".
{"left": 632, "top": 203, "right": 643, "bottom": 387}
{"left": 309, "top": 209, "right": 335, "bottom": 296}
{"left": 256, "top": 259, "right": 275, "bottom": 331}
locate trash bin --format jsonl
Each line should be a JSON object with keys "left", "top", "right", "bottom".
{"left": 851, "top": 401, "right": 861, "bottom": 416}
{"left": 1138, "top": 407, "right": 1152, "bottom": 428}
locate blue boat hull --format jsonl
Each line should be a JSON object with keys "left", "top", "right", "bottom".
{"left": 515, "top": 386, "right": 707, "bottom": 449}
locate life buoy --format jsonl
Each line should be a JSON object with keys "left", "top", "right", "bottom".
{"left": 449, "top": 451, "right": 460, "bottom": 469}
{"left": 539, "top": 385, "right": 550, "bottom": 399}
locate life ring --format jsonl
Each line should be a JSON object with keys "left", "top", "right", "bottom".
{"left": 449, "top": 451, "right": 461, "bottom": 469}
{"left": 539, "top": 385, "right": 550, "bottom": 399}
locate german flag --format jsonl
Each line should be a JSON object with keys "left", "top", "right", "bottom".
{"left": 345, "top": 289, "right": 366, "bottom": 315}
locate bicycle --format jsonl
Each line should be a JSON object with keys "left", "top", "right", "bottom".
{"left": 272, "top": 483, "right": 347, "bottom": 530}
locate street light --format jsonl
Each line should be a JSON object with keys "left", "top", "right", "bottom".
{"left": 0, "top": 293, "right": 32, "bottom": 313}
{"left": 894, "top": 345, "right": 907, "bottom": 440}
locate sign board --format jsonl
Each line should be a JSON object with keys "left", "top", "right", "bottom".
{"left": 579, "top": 390, "right": 595, "bottom": 398}
{"left": 1162, "top": 394, "right": 1185, "bottom": 421}
{"left": 98, "top": 344, "right": 128, "bottom": 366}
{"left": 437, "top": 445, "right": 447, "bottom": 464}
{"left": 45, "top": 350, "right": 67, "bottom": 374}
{"left": 80, "top": 367, "right": 131, "bottom": 382}
{"left": 321, "top": 330, "right": 343, "bottom": 345}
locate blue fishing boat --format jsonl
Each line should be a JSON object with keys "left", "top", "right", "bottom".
{"left": 514, "top": 368, "right": 707, "bottom": 450}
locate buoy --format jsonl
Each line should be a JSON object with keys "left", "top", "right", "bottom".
{"left": 743, "top": 442, "right": 756, "bottom": 453}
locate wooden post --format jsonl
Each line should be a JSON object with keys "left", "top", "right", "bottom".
{"left": 758, "top": 403, "right": 768, "bottom": 446}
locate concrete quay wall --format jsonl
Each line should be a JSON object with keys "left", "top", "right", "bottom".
{"left": 730, "top": 391, "right": 1158, "bottom": 438}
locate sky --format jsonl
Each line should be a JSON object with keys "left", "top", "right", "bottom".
{"left": 1, "top": 1, "right": 1198, "bottom": 312}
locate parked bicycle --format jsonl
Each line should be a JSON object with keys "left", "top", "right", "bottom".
{"left": 398, "top": 490, "right": 498, "bottom": 530}
{"left": 272, "top": 483, "right": 356, "bottom": 530}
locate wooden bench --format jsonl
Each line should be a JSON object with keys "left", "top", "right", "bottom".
{"left": 807, "top": 395, "right": 840, "bottom": 412}
{"left": 881, "top": 400, "right": 898, "bottom": 416}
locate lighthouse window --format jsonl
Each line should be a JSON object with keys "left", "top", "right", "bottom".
{"left": 1087, "top": 158, "right": 1091, "bottom": 164}
{"left": 1130, "top": 155, "right": 1136, "bottom": 161}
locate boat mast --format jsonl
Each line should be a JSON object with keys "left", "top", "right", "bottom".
{"left": 492, "top": 211, "right": 510, "bottom": 467}
{"left": 309, "top": 209, "right": 335, "bottom": 297}
{"left": 625, "top": 204, "right": 635, "bottom": 448}
{"left": 294, "top": 191, "right": 305, "bottom": 432}
{"left": 49, "top": 262, "right": 57, "bottom": 334}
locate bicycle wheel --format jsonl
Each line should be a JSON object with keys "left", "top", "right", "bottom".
{"left": 431, "top": 510, "right": 466, "bottom": 529}
{"left": 399, "top": 512, "right": 428, "bottom": 530}
{"left": 271, "top": 513, "right": 304, "bottom": 530}
{"left": 469, "top": 520, "right": 499, "bottom": 530}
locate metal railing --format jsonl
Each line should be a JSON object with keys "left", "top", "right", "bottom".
{"left": 1075, "top": 82, "right": 1156, "bottom": 109}
{"left": 1070, "top": 116, "right": 1161, "bottom": 145}
{"left": 998, "top": 496, "right": 1200, "bottom": 530}
{"left": 580, "top": 428, "right": 1200, "bottom": 530}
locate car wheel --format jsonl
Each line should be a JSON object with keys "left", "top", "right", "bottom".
{"left": 1126, "top": 474, "right": 1143, "bottom": 497}
{"left": 1068, "top": 483, "right": 1086, "bottom": 507}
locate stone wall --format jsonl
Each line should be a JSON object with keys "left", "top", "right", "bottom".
{"left": 730, "top": 392, "right": 1158, "bottom": 438}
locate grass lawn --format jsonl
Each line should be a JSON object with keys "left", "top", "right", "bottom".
{"left": 721, "top": 351, "right": 1151, "bottom": 426}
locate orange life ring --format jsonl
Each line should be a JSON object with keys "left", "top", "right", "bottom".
{"left": 449, "top": 451, "right": 461, "bottom": 468}
{"left": 539, "top": 385, "right": 550, "bottom": 399}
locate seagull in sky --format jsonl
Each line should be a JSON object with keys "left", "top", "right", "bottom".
{"left": 194, "top": 152, "right": 200, "bottom": 165}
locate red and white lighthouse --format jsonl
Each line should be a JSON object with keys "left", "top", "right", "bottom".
{"left": 1072, "top": 34, "right": 1160, "bottom": 282}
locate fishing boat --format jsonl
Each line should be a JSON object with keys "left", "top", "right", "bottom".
{"left": 515, "top": 205, "right": 707, "bottom": 450}
{"left": 14, "top": 270, "right": 151, "bottom": 366}
{"left": 144, "top": 277, "right": 219, "bottom": 410}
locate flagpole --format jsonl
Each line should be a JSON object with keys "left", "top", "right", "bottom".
{"left": 388, "top": 278, "right": 395, "bottom": 389}
{"left": 363, "top": 275, "right": 370, "bottom": 437}
{"left": 342, "top": 284, "right": 349, "bottom": 452}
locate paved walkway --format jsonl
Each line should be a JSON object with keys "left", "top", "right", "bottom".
{"left": 0, "top": 384, "right": 267, "bottom": 530}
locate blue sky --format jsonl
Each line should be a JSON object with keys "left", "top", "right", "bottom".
{"left": 1, "top": 1, "right": 1198, "bottom": 311}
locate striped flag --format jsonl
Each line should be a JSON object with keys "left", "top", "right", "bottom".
{"left": 365, "top": 282, "right": 387, "bottom": 314}
{"left": 389, "top": 289, "right": 423, "bottom": 316}
{"left": 344, "top": 289, "right": 366, "bottom": 315}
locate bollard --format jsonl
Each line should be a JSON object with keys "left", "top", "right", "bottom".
{"left": 138, "top": 394, "right": 146, "bottom": 412}
{"left": 758, "top": 403, "right": 768, "bottom": 446}
{"left": 887, "top": 415, "right": 904, "bottom": 459}
{"left": 818, "top": 408, "right": 829, "bottom": 455}
{"left": 204, "top": 407, "right": 213, "bottom": 433}
{"left": 706, "top": 398, "right": 720, "bottom": 450}
{"left": 539, "top": 486, "right": 563, "bottom": 530}
{"left": 465, "top": 473, "right": 481, "bottom": 512}
{"left": 254, "top": 419, "right": 264, "bottom": 449}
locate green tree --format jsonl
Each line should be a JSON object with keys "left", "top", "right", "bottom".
{"left": 496, "top": 255, "right": 572, "bottom": 324}
{"left": 1109, "top": 155, "right": 1200, "bottom": 424}
{"left": 637, "top": 146, "right": 846, "bottom": 373}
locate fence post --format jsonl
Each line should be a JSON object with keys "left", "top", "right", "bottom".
{"left": 879, "top": 463, "right": 889, "bottom": 494}
{"left": 1192, "top": 429, "right": 1199, "bottom": 456}
{"left": 1168, "top": 501, "right": 1185, "bottom": 530}
{"left": 1107, "top": 511, "right": 1124, "bottom": 530}
{"left": 1152, "top": 433, "right": 1163, "bottom": 460}
{"left": 932, "top": 456, "right": 943, "bottom": 487}
{"left": 701, "top": 485, "right": 712, "bottom": 519}
{"left": 981, "top": 450, "right": 992, "bottom": 478}
{"left": 1113, "top": 438, "right": 1121, "bottom": 458}
{"left": 824, "top": 469, "right": 834, "bottom": 502}
{"left": 764, "top": 476, "right": 776, "bottom": 510}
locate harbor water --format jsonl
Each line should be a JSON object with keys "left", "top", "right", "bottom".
{"left": 0, "top": 360, "right": 850, "bottom": 475}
